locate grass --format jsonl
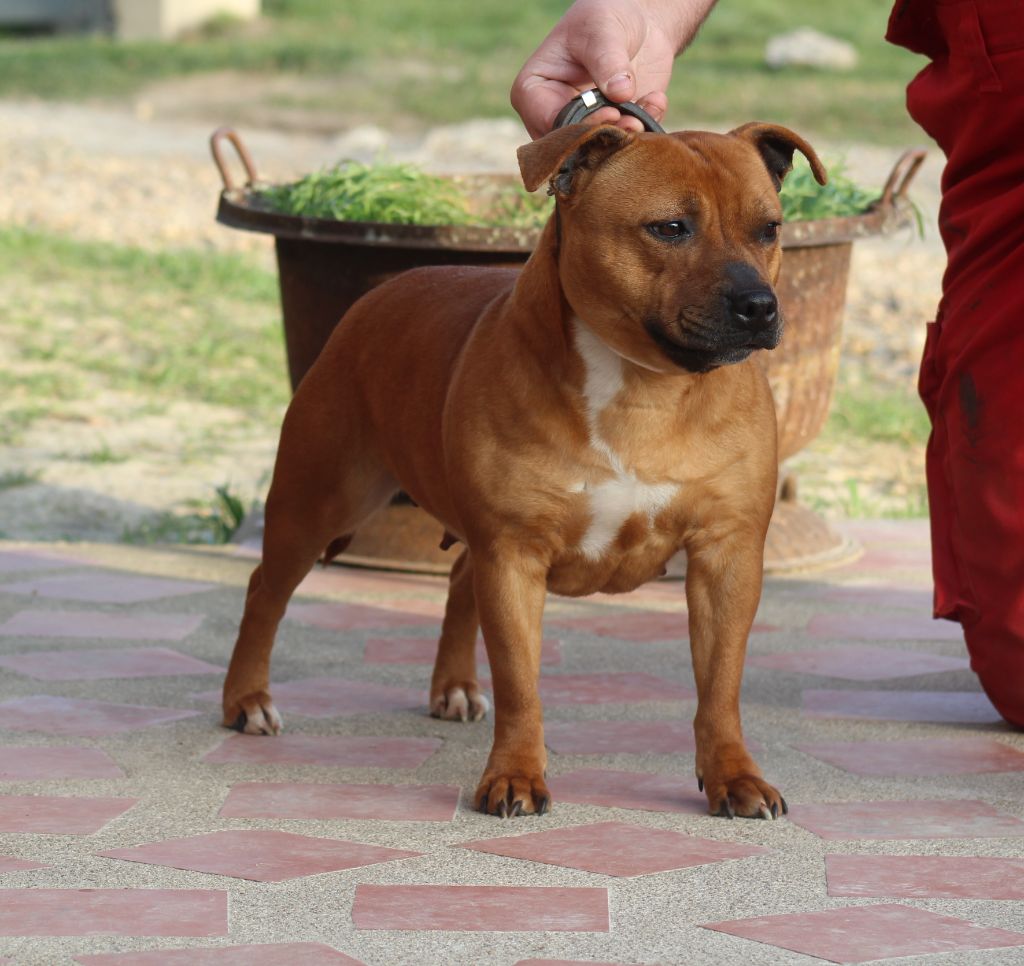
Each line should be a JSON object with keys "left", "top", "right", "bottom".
{"left": 0, "top": 0, "right": 927, "bottom": 143}
{"left": 0, "top": 228, "right": 287, "bottom": 435}
{"left": 824, "top": 385, "right": 931, "bottom": 447}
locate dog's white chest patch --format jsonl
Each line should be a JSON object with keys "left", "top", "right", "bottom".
{"left": 573, "top": 322, "right": 678, "bottom": 560}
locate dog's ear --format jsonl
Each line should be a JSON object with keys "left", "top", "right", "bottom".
{"left": 518, "top": 123, "right": 634, "bottom": 196}
{"left": 729, "top": 122, "right": 828, "bottom": 191}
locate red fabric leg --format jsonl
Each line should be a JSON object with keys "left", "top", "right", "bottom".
{"left": 888, "top": 0, "right": 1024, "bottom": 726}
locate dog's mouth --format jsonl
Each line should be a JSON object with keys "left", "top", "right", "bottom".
{"left": 643, "top": 318, "right": 782, "bottom": 374}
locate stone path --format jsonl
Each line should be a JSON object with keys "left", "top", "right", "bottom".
{"left": 0, "top": 521, "right": 1022, "bottom": 964}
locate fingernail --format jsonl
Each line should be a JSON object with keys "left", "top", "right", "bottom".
{"left": 605, "top": 72, "right": 632, "bottom": 98}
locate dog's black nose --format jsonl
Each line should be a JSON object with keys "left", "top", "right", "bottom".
{"left": 728, "top": 289, "right": 778, "bottom": 330}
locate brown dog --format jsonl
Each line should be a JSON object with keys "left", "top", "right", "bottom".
{"left": 222, "top": 121, "right": 826, "bottom": 819}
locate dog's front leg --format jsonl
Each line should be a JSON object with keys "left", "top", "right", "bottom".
{"left": 686, "top": 529, "right": 785, "bottom": 820}
{"left": 472, "top": 554, "right": 550, "bottom": 817}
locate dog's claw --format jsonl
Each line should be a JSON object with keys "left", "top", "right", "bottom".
{"left": 758, "top": 803, "right": 773, "bottom": 821}
{"left": 697, "top": 776, "right": 704, "bottom": 792}
{"left": 780, "top": 795, "right": 789, "bottom": 815}
{"left": 771, "top": 801, "right": 780, "bottom": 820}
{"left": 430, "top": 686, "right": 490, "bottom": 723}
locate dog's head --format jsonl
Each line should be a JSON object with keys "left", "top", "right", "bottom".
{"left": 518, "top": 122, "right": 826, "bottom": 373}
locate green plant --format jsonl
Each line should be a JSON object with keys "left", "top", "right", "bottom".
{"left": 781, "top": 158, "right": 877, "bottom": 222}
{"left": 258, "top": 161, "right": 471, "bottom": 225}
{"left": 0, "top": 469, "right": 40, "bottom": 491}
{"left": 122, "top": 484, "right": 252, "bottom": 545}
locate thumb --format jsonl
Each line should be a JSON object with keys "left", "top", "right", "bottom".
{"left": 575, "top": 14, "right": 645, "bottom": 102}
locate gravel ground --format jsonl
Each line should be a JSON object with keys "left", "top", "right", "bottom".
{"left": 0, "top": 98, "right": 946, "bottom": 542}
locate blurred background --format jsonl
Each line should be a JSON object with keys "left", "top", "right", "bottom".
{"left": 0, "top": 0, "right": 942, "bottom": 547}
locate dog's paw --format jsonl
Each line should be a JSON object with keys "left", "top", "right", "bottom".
{"left": 474, "top": 769, "right": 551, "bottom": 817}
{"left": 700, "top": 772, "right": 787, "bottom": 820}
{"left": 430, "top": 684, "right": 489, "bottom": 723}
{"left": 222, "top": 691, "right": 283, "bottom": 736}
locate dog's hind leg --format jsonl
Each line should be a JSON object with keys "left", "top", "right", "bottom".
{"left": 222, "top": 448, "right": 398, "bottom": 735}
{"left": 430, "top": 547, "right": 490, "bottom": 722}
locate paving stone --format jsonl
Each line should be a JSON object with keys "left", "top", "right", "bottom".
{"left": 795, "top": 737, "right": 1024, "bottom": 777}
{"left": 0, "top": 609, "right": 203, "bottom": 641}
{"left": 0, "top": 856, "right": 49, "bottom": 874}
{"left": 808, "top": 613, "right": 964, "bottom": 641}
{"left": 826, "top": 854, "right": 1024, "bottom": 899}
{"left": 363, "top": 635, "right": 562, "bottom": 666}
{"left": 220, "top": 781, "right": 460, "bottom": 822}
{"left": 0, "top": 573, "right": 215, "bottom": 604}
{"left": 0, "top": 550, "right": 78, "bottom": 574}
{"left": 0, "top": 646, "right": 222, "bottom": 681}
{"left": 0, "top": 794, "right": 136, "bottom": 834}
{"left": 458, "top": 820, "right": 769, "bottom": 877}
{"left": 549, "top": 769, "right": 705, "bottom": 814}
{"left": 352, "top": 884, "right": 609, "bottom": 932}
{"left": 0, "top": 889, "right": 227, "bottom": 937}
{"left": 76, "top": 944, "right": 364, "bottom": 965}
{"left": 702, "top": 903, "right": 1024, "bottom": 962}
{"left": 0, "top": 695, "right": 199, "bottom": 737}
{"left": 203, "top": 733, "right": 441, "bottom": 769}
{"left": 802, "top": 688, "right": 1001, "bottom": 723}
{"left": 788, "top": 799, "right": 1024, "bottom": 840}
{"left": 286, "top": 601, "right": 438, "bottom": 631}
{"left": 823, "top": 587, "right": 934, "bottom": 610}
{"left": 747, "top": 644, "right": 968, "bottom": 680}
{"left": 194, "top": 678, "right": 423, "bottom": 719}
{"left": 553, "top": 610, "right": 777, "bottom": 641}
{"left": 481, "top": 673, "right": 694, "bottom": 706}
{"left": 545, "top": 720, "right": 696, "bottom": 755}
{"left": 0, "top": 745, "right": 123, "bottom": 780}
{"left": 98, "top": 829, "right": 421, "bottom": 882}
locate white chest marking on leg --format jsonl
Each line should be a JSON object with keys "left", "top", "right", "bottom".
{"left": 573, "top": 321, "right": 678, "bottom": 560}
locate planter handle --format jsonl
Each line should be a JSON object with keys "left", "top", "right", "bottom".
{"left": 876, "top": 148, "right": 928, "bottom": 212}
{"left": 210, "top": 126, "right": 260, "bottom": 191}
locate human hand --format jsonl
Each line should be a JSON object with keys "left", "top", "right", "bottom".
{"left": 511, "top": 0, "right": 718, "bottom": 139}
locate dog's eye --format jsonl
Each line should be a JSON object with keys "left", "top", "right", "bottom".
{"left": 761, "top": 221, "right": 781, "bottom": 243}
{"left": 648, "top": 220, "right": 692, "bottom": 241}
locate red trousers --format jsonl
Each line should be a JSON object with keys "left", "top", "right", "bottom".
{"left": 887, "top": 0, "right": 1024, "bottom": 726}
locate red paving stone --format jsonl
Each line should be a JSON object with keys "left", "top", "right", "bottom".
{"left": 747, "top": 644, "right": 968, "bottom": 680}
{"left": 0, "top": 889, "right": 227, "bottom": 937}
{"left": 0, "top": 609, "right": 203, "bottom": 642}
{"left": 287, "top": 601, "right": 438, "bottom": 631}
{"left": 552, "top": 611, "right": 687, "bottom": 641}
{"left": 98, "top": 829, "right": 421, "bottom": 882}
{"left": 0, "top": 695, "right": 200, "bottom": 737}
{"left": 545, "top": 719, "right": 696, "bottom": 755}
{"left": 553, "top": 611, "right": 776, "bottom": 641}
{"left": 801, "top": 688, "right": 1001, "bottom": 724}
{"left": 0, "top": 795, "right": 136, "bottom": 834}
{"left": 702, "top": 903, "right": 1024, "bottom": 963}
{"left": 0, "top": 646, "right": 223, "bottom": 681}
{"left": 363, "top": 635, "right": 563, "bottom": 666}
{"left": 194, "top": 678, "right": 423, "bottom": 719}
{"left": 76, "top": 944, "right": 364, "bottom": 965}
{"left": 220, "top": 781, "right": 460, "bottom": 822}
{"left": 458, "top": 820, "right": 769, "bottom": 877}
{"left": 352, "top": 884, "right": 609, "bottom": 932}
{"left": 807, "top": 613, "right": 964, "bottom": 641}
{"left": 0, "top": 550, "right": 78, "bottom": 574}
{"left": 795, "top": 737, "right": 1024, "bottom": 777}
{"left": 0, "top": 573, "right": 214, "bottom": 604}
{"left": 203, "top": 733, "right": 441, "bottom": 769}
{"left": 788, "top": 799, "right": 1024, "bottom": 840}
{"left": 481, "top": 673, "right": 694, "bottom": 706}
{"left": 826, "top": 854, "right": 1024, "bottom": 899}
{"left": 0, "top": 856, "right": 48, "bottom": 874}
{"left": 549, "top": 768, "right": 705, "bottom": 814}
{"left": 0, "top": 745, "right": 123, "bottom": 780}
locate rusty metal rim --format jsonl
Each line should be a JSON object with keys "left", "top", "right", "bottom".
{"left": 211, "top": 124, "right": 927, "bottom": 252}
